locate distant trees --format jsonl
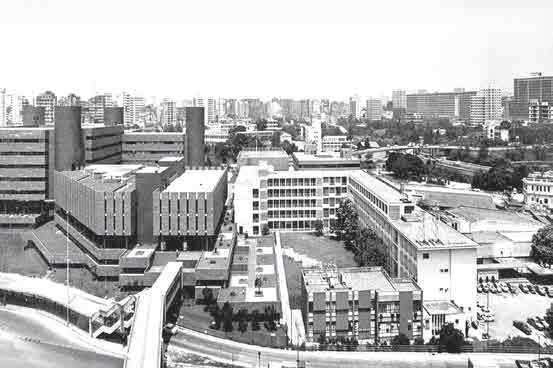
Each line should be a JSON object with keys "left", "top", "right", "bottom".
{"left": 385, "top": 152, "right": 426, "bottom": 180}
{"left": 545, "top": 304, "right": 553, "bottom": 334}
{"left": 332, "top": 199, "right": 358, "bottom": 245}
{"left": 391, "top": 333, "right": 410, "bottom": 346}
{"left": 314, "top": 220, "right": 324, "bottom": 237}
{"left": 471, "top": 160, "right": 529, "bottom": 191}
{"left": 431, "top": 323, "right": 465, "bottom": 353}
{"left": 222, "top": 301, "right": 234, "bottom": 332}
{"left": 255, "top": 119, "right": 268, "bottom": 131}
{"left": 281, "top": 140, "right": 298, "bottom": 155}
{"left": 532, "top": 224, "right": 553, "bottom": 266}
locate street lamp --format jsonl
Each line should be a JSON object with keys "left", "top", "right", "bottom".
{"left": 66, "top": 209, "right": 70, "bottom": 325}
{"left": 258, "top": 351, "right": 261, "bottom": 368}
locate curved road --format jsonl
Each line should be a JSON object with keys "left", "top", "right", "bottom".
{"left": 0, "top": 308, "right": 123, "bottom": 368}
{"left": 169, "top": 327, "right": 545, "bottom": 368}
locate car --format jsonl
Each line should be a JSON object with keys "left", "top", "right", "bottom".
{"left": 471, "top": 321, "right": 479, "bottom": 329}
{"left": 163, "top": 323, "right": 178, "bottom": 335}
{"left": 536, "top": 316, "right": 550, "bottom": 328}
{"left": 528, "top": 285, "right": 537, "bottom": 294}
{"left": 527, "top": 318, "right": 545, "bottom": 331}
{"left": 483, "top": 284, "right": 490, "bottom": 293}
{"left": 547, "top": 289, "right": 553, "bottom": 298}
{"left": 537, "top": 286, "right": 547, "bottom": 296}
{"left": 520, "top": 284, "right": 529, "bottom": 293}
{"left": 477, "top": 285, "right": 483, "bottom": 293}
{"left": 490, "top": 285, "right": 498, "bottom": 293}
{"left": 509, "top": 285, "right": 519, "bottom": 295}
{"left": 499, "top": 283, "right": 509, "bottom": 293}
{"left": 513, "top": 320, "right": 532, "bottom": 335}
{"left": 484, "top": 313, "right": 495, "bottom": 322}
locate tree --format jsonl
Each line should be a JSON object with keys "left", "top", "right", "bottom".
{"left": 314, "top": 219, "right": 324, "bottom": 236}
{"left": 261, "top": 223, "right": 270, "bottom": 236}
{"left": 438, "top": 323, "right": 465, "bottom": 353}
{"left": 353, "top": 228, "right": 386, "bottom": 267}
{"left": 255, "top": 119, "right": 268, "bottom": 131}
{"left": 281, "top": 140, "right": 298, "bottom": 155}
{"left": 237, "top": 309, "right": 248, "bottom": 333}
{"left": 414, "top": 337, "right": 425, "bottom": 345}
{"left": 391, "top": 333, "right": 410, "bottom": 345}
{"left": 332, "top": 199, "right": 359, "bottom": 244}
{"left": 222, "top": 301, "right": 234, "bottom": 332}
{"left": 271, "top": 131, "right": 281, "bottom": 147}
{"left": 545, "top": 304, "right": 553, "bottom": 334}
{"left": 532, "top": 224, "right": 553, "bottom": 266}
{"left": 202, "top": 287, "right": 214, "bottom": 305}
{"left": 385, "top": 152, "right": 426, "bottom": 180}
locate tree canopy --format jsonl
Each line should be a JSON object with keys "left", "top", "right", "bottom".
{"left": 385, "top": 152, "right": 426, "bottom": 180}
{"left": 532, "top": 224, "right": 553, "bottom": 266}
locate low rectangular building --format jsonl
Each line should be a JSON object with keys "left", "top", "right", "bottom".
{"left": 122, "top": 131, "right": 186, "bottom": 165}
{"left": 237, "top": 149, "right": 290, "bottom": 171}
{"left": 301, "top": 267, "right": 423, "bottom": 343}
{"left": 82, "top": 124, "right": 124, "bottom": 165}
{"left": 292, "top": 152, "right": 360, "bottom": 170}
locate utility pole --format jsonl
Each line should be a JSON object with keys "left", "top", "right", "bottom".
{"left": 258, "top": 351, "right": 261, "bottom": 368}
{"left": 66, "top": 209, "right": 70, "bottom": 325}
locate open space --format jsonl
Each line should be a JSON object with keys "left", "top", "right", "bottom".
{"left": 279, "top": 232, "right": 357, "bottom": 267}
{"left": 0, "top": 232, "right": 48, "bottom": 276}
{"left": 47, "top": 267, "right": 129, "bottom": 300}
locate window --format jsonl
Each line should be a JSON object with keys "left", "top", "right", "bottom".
{"left": 422, "top": 253, "right": 429, "bottom": 259}
{"left": 253, "top": 226, "right": 259, "bottom": 235}
{"left": 253, "top": 189, "right": 259, "bottom": 198}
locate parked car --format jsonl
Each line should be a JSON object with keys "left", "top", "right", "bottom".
{"left": 536, "top": 316, "right": 550, "bottom": 329}
{"left": 477, "top": 284, "right": 483, "bottom": 293}
{"left": 547, "top": 289, "right": 553, "bottom": 298}
{"left": 527, "top": 318, "right": 545, "bottom": 331}
{"left": 471, "top": 321, "right": 478, "bottom": 329}
{"left": 499, "top": 282, "right": 509, "bottom": 293}
{"left": 483, "top": 284, "right": 490, "bottom": 293}
{"left": 490, "top": 284, "right": 498, "bottom": 293}
{"left": 537, "top": 286, "right": 547, "bottom": 296}
{"left": 528, "top": 285, "right": 537, "bottom": 294}
{"left": 520, "top": 284, "right": 529, "bottom": 293}
{"left": 513, "top": 320, "right": 532, "bottom": 335}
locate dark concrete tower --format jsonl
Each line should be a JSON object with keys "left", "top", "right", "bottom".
{"left": 103, "top": 107, "right": 124, "bottom": 126}
{"left": 185, "top": 106, "right": 205, "bottom": 166}
{"left": 54, "top": 106, "right": 84, "bottom": 171}
{"left": 22, "top": 106, "right": 45, "bottom": 126}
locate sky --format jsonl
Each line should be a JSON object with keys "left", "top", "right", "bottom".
{"left": 0, "top": 0, "right": 552, "bottom": 100}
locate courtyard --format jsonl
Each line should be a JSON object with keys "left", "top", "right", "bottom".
{"left": 0, "top": 232, "right": 49, "bottom": 276}
{"left": 279, "top": 232, "right": 356, "bottom": 268}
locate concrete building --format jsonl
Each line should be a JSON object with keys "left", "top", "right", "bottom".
{"left": 103, "top": 107, "right": 124, "bottom": 126}
{"left": 305, "top": 120, "right": 322, "bottom": 153}
{"left": 407, "top": 91, "right": 476, "bottom": 120}
{"left": 322, "top": 135, "right": 350, "bottom": 152}
{"left": 153, "top": 167, "right": 228, "bottom": 250}
{"left": 512, "top": 73, "right": 553, "bottom": 120}
{"left": 86, "top": 94, "right": 113, "bottom": 124}
{"left": 234, "top": 163, "right": 349, "bottom": 235}
{"left": 35, "top": 91, "right": 57, "bottom": 125}
{"left": 349, "top": 95, "right": 361, "bottom": 119}
{"left": 237, "top": 149, "right": 290, "bottom": 171}
{"left": 483, "top": 120, "right": 509, "bottom": 142}
{"left": 54, "top": 106, "right": 84, "bottom": 171}
{"left": 82, "top": 124, "right": 124, "bottom": 165}
{"left": 161, "top": 98, "right": 176, "bottom": 126}
{"left": 122, "top": 132, "right": 186, "bottom": 165}
{"left": 301, "top": 267, "right": 423, "bottom": 343}
{"left": 0, "top": 127, "right": 55, "bottom": 227}
{"left": 470, "top": 88, "right": 502, "bottom": 125}
{"left": 22, "top": 106, "right": 45, "bottom": 126}
{"left": 194, "top": 97, "right": 217, "bottom": 123}
{"left": 348, "top": 171, "right": 477, "bottom": 314}
{"left": 523, "top": 171, "right": 553, "bottom": 209}
{"left": 529, "top": 100, "right": 553, "bottom": 123}
{"left": 366, "top": 98, "right": 382, "bottom": 121}
{"left": 185, "top": 106, "right": 205, "bottom": 167}
{"left": 392, "top": 90, "right": 407, "bottom": 109}
{"left": 122, "top": 93, "right": 145, "bottom": 126}
{"left": 292, "top": 152, "right": 360, "bottom": 170}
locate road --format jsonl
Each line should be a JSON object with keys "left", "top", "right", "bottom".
{"left": 0, "top": 308, "right": 123, "bottom": 368}
{"left": 168, "top": 327, "right": 542, "bottom": 368}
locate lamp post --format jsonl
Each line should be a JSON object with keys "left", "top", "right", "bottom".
{"left": 66, "top": 209, "right": 70, "bottom": 325}
{"left": 257, "top": 351, "right": 261, "bottom": 368}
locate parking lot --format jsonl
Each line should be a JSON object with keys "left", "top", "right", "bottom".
{"left": 475, "top": 281, "right": 553, "bottom": 344}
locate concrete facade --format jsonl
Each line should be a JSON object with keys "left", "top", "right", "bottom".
{"left": 82, "top": 124, "right": 124, "bottom": 165}
{"left": 122, "top": 132, "right": 186, "bottom": 165}
{"left": 185, "top": 107, "right": 205, "bottom": 166}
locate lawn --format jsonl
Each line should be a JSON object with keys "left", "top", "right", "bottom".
{"left": 175, "top": 304, "right": 287, "bottom": 348}
{"left": 48, "top": 266, "right": 129, "bottom": 300}
{"left": 279, "top": 232, "right": 357, "bottom": 267}
{"left": 0, "top": 232, "right": 49, "bottom": 276}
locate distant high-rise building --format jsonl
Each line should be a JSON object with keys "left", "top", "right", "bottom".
{"left": 392, "top": 90, "right": 407, "bottom": 109}
{"left": 122, "top": 93, "right": 145, "bottom": 126}
{"left": 512, "top": 73, "right": 553, "bottom": 120}
{"left": 349, "top": 95, "right": 361, "bottom": 119}
{"left": 35, "top": 90, "right": 57, "bottom": 124}
{"left": 161, "top": 98, "right": 176, "bottom": 126}
{"left": 365, "top": 98, "right": 382, "bottom": 121}
{"left": 86, "top": 93, "right": 113, "bottom": 124}
{"left": 469, "top": 88, "right": 502, "bottom": 125}
{"left": 407, "top": 91, "right": 476, "bottom": 120}
{"left": 186, "top": 107, "right": 205, "bottom": 166}
{"left": 0, "top": 89, "right": 6, "bottom": 126}
{"left": 193, "top": 97, "right": 217, "bottom": 123}
{"left": 58, "top": 93, "right": 81, "bottom": 107}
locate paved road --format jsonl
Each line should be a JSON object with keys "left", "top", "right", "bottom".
{"left": 0, "top": 308, "right": 123, "bottom": 368}
{"left": 169, "top": 327, "right": 537, "bottom": 368}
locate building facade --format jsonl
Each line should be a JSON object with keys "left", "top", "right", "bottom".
{"left": 407, "top": 91, "right": 476, "bottom": 120}
{"left": 82, "top": 125, "right": 124, "bottom": 165}
{"left": 322, "top": 135, "right": 350, "bottom": 152}
{"left": 35, "top": 91, "right": 57, "bottom": 125}
{"left": 122, "top": 132, "right": 186, "bottom": 165}
{"left": 234, "top": 164, "right": 349, "bottom": 235}
{"left": 523, "top": 171, "right": 553, "bottom": 209}
{"left": 512, "top": 73, "right": 553, "bottom": 120}
{"left": 366, "top": 98, "right": 382, "bottom": 121}
{"left": 469, "top": 88, "right": 502, "bottom": 125}
{"left": 392, "top": 90, "right": 407, "bottom": 109}
{"left": 529, "top": 100, "right": 553, "bottom": 123}
{"left": 302, "top": 267, "right": 423, "bottom": 343}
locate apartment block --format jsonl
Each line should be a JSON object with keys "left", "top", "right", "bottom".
{"left": 234, "top": 163, "right": 349, "bottom": 235}
{"left": 407, "top": 91, "right": 476, "bottom": 120}
{"left": 348, "top": 171, "right": 477, "bottom": 314}
{"left": 523, "top": 171, "right": 553, "bottom": 209}
{"left": 512, "top": 73, "right": 553, "bottom": 120}
{"left": 322, "top": 135, "right": 350, "bottom": 152}
{"left": 153, "top": 167, "right": 228, "bottom": 251}
{"left": 122, "top": 132, "right": 186, "bottom": 165}
{"left": 301, "top": 267, "right": 423, "bottom": 343}
{"left": 82, "top": 124, "right": 124, "bottom": 165}
{"left": 0, "top": 127, "right": 55, "bottom": 227}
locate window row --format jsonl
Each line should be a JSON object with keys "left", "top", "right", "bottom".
{"left": 267, "top": 210, "right": 317, "bottom": 219}
{"left": 267, "top": 188, "right": 317, "bottom": 197}
{"left": 267, "top": 199, "right": 317, "bottom": 208}
{"left": 267, "top": 178, "right": 317, "bottom": 187}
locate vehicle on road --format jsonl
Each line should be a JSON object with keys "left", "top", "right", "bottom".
{"left": 471, "top": 321, "right": 478, "bottom": 329}
{"left": 483, "top": 284, "right": 490, "bottom": 293}
{"left": 163, "top": 323, "right": 178, "bottom": 335}
{"left": 513, "top": 320, "right": 532, "bottom": 335}
{"left": 499, "top": 282, "right": 509, "bottom": 293}
{"left": 477, "top": 284, "right": 483, "bottom": 293}
{"left": 527, "top": 318, "right": 545, "bottom": 331}
{"left": 528, "top": 285, "right": 536, "bottom": 294}
{"left": 537, "top": 286, "right": 547, "bottom": 296}
{"left": 520, "top": 284, "right": 529, "bottom": 293}
{"left": 547, "top": 289, "right": 553, "bottom": 298}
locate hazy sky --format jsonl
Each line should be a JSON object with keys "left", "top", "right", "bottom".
{"left": 0, "top": 0, "right": 552, "bottom": 100}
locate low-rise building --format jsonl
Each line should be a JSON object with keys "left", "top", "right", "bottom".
{"left": 301, "top": 266, "right": 423, "bottom": 343}
{"left": 122, "top": 132, "right": 186, "bottom": 165}
{"left": 322, "top": 135, "right": 350, "bottom": 152}
{"left": 237, "top": 149, "right": 290, "bottom": 171}
{"left": 292, "top": 152, "right": 360, "bottom": 171}
{"left": 523, "top": 171, "right": 553, "bottom": 209}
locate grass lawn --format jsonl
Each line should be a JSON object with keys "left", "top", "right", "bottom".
{"left": 0, "top": 232, "right": 49, "bottom": 276}
{"left": 279, "top": 232, "right": 357, "bottom": 267}
{"left": 175, "top": 304, "right": 287, "bottom": 348}
{"left": 48, "top": 266, "right": 129, "bottom": 300}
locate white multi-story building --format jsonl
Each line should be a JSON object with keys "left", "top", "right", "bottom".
{"left": 469, "top": 88, "right": 502, "bottom": 125}
{"left": 523, "top": 171, "right": 553, "bottom": 209}
{"left": 322, "top": 135, "right": 350, "bottom": 152}
{"left": 349, "top": 95, "right": 361, "bottom": 118}
{"left": 529, "top": 100, "right": 553, "bottom": 123}
{"left": 204, "top": 127, "right": 229, "bottom": 144}
{"left": 348, "top": 171, "right": 477, "bottom": 315}
{"left": 483, "top": 120, "right": 509, "bottom": 142}
{"left": 392, "top": 90, "right": 407, "bottom": 109}
{"left": 366, "top": 98, "right": 382, "bottom": 121}
{"left": 0, "top": 89, "right": 6, "bottom": 126}
{"left": 122, "top": 93, "right": 145, "bottom": 126}
{"left": 234, "top": 163, "right": 350, "bottom": 235}
{"left": 161, "top": 98, "right": 176, "bottom": 126}
{"left": 194, "top": 97, "right": 218, "bottom": 123}
{"left": 305, "top": 120, "right": 322, "bottom": 152}
{"left": 35, "top": 90, "right": 57, "bottom": 125}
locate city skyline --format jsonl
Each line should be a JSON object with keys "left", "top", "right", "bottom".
{"left": 0, "top": 0, "right": 552, "bottom": 99}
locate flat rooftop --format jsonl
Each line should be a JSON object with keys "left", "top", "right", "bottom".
{"left": 350, "top": 171, "right": 405, "bottom": 204}
{"left": 163, "top": 169, "right": 225, "bottom": 193}
{"left": 238, "top": 149, "right": 288, "bottom": 159}
{"left": 424, "top": 300, "right": 464, "bottom": 315}
{"left": 302, "top": 267, "right": 419, "bottom": 294}
{"left": 405, "top": 185, "right": 496, "bottom": 210}
{"left": 85, "top": 164, "right": 144, "bottom": 178}
{"left": 293, "top": 152, "right": 360, "bottom": 163}
{"left": 447, "top": 206, "right": 543, "bottom": 230}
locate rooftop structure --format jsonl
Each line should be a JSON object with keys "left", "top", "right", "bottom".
{"left": 163, "top": 168, "right": 226, "bottom": 193}
{"left": 405, "top": 185, "right": 496, "bottom": 210}
{"left": 292, "top": 152, "right": 360, "bottom": 170}
{"left": 237, "top": 148, "right": 290, "bottom": 171}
